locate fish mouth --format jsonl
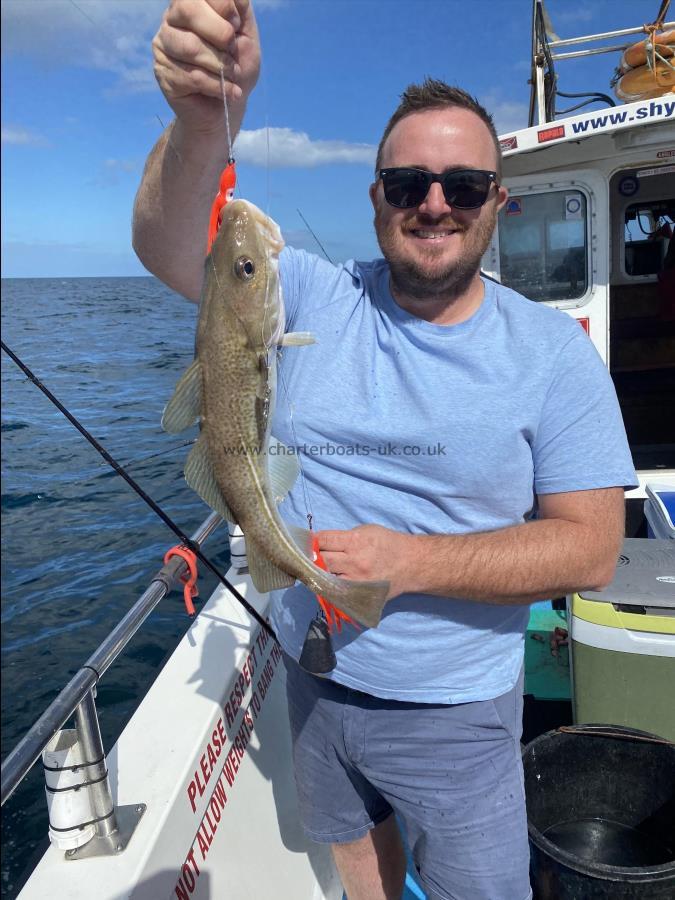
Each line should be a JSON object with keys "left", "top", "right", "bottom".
{"left": 246, "top": 202, "right": 285, "bottom": 256}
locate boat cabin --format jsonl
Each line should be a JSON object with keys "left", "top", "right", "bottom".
{"left": 482, "top": 1, "right": 675, "bottom": 525}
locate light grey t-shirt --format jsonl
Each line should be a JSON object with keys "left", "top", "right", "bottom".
{"left": 269, "top": 248, "right": 637, "bottom": 703}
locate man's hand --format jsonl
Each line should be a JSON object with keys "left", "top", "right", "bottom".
{"left": 316, "top": 525, "right": 414, "bottom": 601}
{"left": 314, "top": 488, "right": 624, "bottom": 607}
{"left": 153, "top": 0, "right": 260, "bottom": 135}
{"left": 133, "top": 0, "right": 260, "bottom": 298}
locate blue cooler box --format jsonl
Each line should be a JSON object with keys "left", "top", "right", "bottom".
{"left": 645, "top": 482, "right": 675, "bottom": 540}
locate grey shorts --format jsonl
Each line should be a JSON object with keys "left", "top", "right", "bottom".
{"left": 284, "top": 654, "right": 531, "bottom": 900}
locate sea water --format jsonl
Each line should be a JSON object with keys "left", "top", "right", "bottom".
{"left": 1, "top": 277, "right": 230, "bottom": 897}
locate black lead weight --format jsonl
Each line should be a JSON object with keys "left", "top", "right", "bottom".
{"left": 298, "top": 612, "right": 337, "bottom": 674}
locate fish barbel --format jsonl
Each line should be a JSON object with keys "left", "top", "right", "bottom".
{"left": 162, "top": 199, "right": 389, "bottom": 628}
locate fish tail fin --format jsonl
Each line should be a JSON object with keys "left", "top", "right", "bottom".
{"left": 318, "top": 578, "right": 390, "bottom": 630}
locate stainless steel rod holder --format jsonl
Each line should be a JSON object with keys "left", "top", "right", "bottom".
{"left": 74, "top": 691, "right": 118, "bottom": 839}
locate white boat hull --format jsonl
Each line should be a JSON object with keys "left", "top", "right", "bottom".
{"left": 19, "top": 572, "right": 341, "bottom": 900}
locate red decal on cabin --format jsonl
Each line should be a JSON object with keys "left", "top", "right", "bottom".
{"left": 187, "top": 715, "right": 227, "bottom": 812}
{"left": 175, "top": 848, "right": 201, "bottom": 898}
{"left": 200, "top": 751, "right": 212, "bottom": 786}
{"left": 187, "top": 780, "right": 198, "bottom": 813}
{"left": 577, "top": 317, "right": 590, "bottom": 335}
{"left": 203, "top": 809, "right": 216, "bottom": 844}
{"left": 256, "top": 626, "right": 270, "bottom": 653}
{"left": 176, "top": 673, "right": 279, "bottom": 894}
{"left": 537, "top": 125, "right": 565, "bottom": 143}
{"left": 251, "top": 690, "right": 262, "bottom": 718}
{"left": 500, "top": 135, "right": 518, "bottom": 151}
{"left": 224, "top": 647, "right": 259, "bottom": 726}
{"left": 197, "top": 828, "right": 209, "bottom": 860}
{"left": 210, "top": 793, "right": 223, "bottom": 824}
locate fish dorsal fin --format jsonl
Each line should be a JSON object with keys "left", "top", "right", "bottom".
{"left": 162, "top": 359, "right": 202, "bottom": 433}
{"left": 267, "top": 438, "right": 300, "bottom": 503}
{"left": 279, "top": 332, "right": 316, "bottom": 347}
{"left": 246, "top": 537, "right": 296, "bottom": 592}
{"left": 185, "top": 434, "right": 238, "bottom": 524}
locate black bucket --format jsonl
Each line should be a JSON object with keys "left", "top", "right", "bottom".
{"left": 523, "top": 725, "right": 675, "bottom": 899}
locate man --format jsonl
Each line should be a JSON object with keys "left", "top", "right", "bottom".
{"left": 133, "top": 3, "right": 636, "bottom": 898}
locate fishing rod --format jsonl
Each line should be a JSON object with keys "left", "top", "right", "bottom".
{"left": 1, "top": 339, "right": 277, "bottom": 642}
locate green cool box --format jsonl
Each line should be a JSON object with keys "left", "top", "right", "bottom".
{"left": 570, "top": 538, "right": 675, "bottom": 741}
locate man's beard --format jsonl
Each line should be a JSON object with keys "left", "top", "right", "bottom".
{"left": 374, "top": 209, "right": 497, "bottom": 302}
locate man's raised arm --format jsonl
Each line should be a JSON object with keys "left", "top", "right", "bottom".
{"left": 132, "top": 0, "right": 260, "bottom": 301}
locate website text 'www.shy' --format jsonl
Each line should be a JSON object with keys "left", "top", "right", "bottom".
{"left": 571, "top": 99, "right": 675, "bottom": 135}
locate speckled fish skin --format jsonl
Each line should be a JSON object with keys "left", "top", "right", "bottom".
{"left": 193, "top": 199, "right": 389, "bottom": 628}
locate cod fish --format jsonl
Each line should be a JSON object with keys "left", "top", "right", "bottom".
{"left": 162, "top": 199, "right": 389, "bottom": 628}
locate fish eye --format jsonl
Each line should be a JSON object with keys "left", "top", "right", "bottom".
{"left": 234, "top": 256, "right": 256, "bottom": 280}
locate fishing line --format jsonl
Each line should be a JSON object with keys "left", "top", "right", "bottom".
{"left": 67, "top": 0, "right": 98, "bottom": 29}
{"left": 1, "top": 340, "right": 277, "bottom": 641}
{"left": 255, "top": 45, "right": 317, "bottom": 531}
{"left": 276, "top": 362, "right": 315, "bottom": 529}
{"left": 219, "top": 68, "right": 234, "bottom": 165}
{"left": 297, "top": 208, "right": 334, "bottom": 265}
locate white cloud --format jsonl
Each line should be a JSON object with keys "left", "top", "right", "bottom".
{"left": 234, "top": 127, "right": 376, "bottom": 168}
{"left": 482, "top": 97, "right": 530, "bottom": 136}
{"left": 90, "top": 158, "right": 140, "bottom": 187}
{"left": 1, "top": 1, "right": 164, "bottom": 92}
{"left": 104, "top": 158, "right": 138, "bottom": 173}
{"left": 1, "top": 125, "right": 49, "bottom": 146}
{"left": 1, "top": 0, "right": 287, "bottom": 93}
{"left": 553, "top": 8, "right": 595, "bottom": 26}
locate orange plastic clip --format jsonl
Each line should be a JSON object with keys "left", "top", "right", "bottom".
{"left": 206, "top": 159, "right": 236, "bottom": 255}
{"left": 164, "top": 545, "right": 199, "bottom": 616}
{"left": 311, "top": 536, "right": 360, "bottom": 634}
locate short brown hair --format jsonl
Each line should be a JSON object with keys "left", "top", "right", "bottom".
{"left": 375, "top": 78, "right": 502, "bottom": 178}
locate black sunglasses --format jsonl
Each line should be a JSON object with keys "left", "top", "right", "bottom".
{"left": 378, "top": 167, "right": 499, "bottom": 210}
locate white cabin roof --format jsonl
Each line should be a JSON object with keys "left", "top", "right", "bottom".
{"left": 499, "top": 96, "right": 675, "bottom": 160}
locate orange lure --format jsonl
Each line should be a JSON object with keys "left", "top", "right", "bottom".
{"left": 206, "top": 159, "right": 237, "bottom": 255}
{"left": 311, "top": 535, "right": 360, "bottom": 634}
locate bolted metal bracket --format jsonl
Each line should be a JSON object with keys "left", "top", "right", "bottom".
{"left": 64, "top": 803, "right": 146, "bottom": 860}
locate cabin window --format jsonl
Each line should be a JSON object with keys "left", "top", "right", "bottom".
{"left": 498, "top": 190, "right": 588, "bottom": 302}
{"left": 624, "top": 199, "right": 675, "bottom": 277}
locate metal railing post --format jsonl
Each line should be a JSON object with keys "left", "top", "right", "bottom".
{"left": 1, "top": 512, "right": 225, "bottom": 856}
{"left": 1, "top": 512, "right": 222, "bottom": 809}
{"left": 74, "top": 691, "right": 118, "bottom": 841}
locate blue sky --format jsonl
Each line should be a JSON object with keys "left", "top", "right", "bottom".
{"left": 1, "top": 0, "right": 659, "bottom": 277}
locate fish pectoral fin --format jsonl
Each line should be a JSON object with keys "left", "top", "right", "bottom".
{"left": 185, "top": 434, "right": 238, "bottom": 524}
{"left": 267, "top": 438, "right": 300, "bottom": 502}
{"left": 279, "top": 331, "right": 316, "bottom": 347}
{"left": 246, "top": 538, "right": 296, "bottom": 592}
{"left": 162, "top": 358, "right": 202, "bottom": 433}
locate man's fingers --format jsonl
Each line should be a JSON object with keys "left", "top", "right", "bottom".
{"left": 152, "top": 0, "right": 259, "bottom": 120}
{"left": 155, "top": 27, "right": 230, "bottom": 77}
{"left": 315, "top": 529, "right": 351, "bottom": 551}
{"left": 165, "top": 0, "right": 240, "bottom": 51}
{"left": 319, "top": 551, "right": 347, "bottom": 574}
{"left": 154, "top": 45, "right": 229, "bottom": 101}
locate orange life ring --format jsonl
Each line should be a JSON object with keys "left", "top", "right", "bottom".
{"left": 614, "top": 59, "right": 675, "bottom": 102}
{"left": 621, "top": 29, "right": 675, "bottom": 71}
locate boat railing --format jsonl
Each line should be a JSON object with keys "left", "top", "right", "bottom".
{"left": 0, "top": 511, "right": 222, "bottom": 854}
{"left": 529, "top": 0, "right": 674, "bottom": 125}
